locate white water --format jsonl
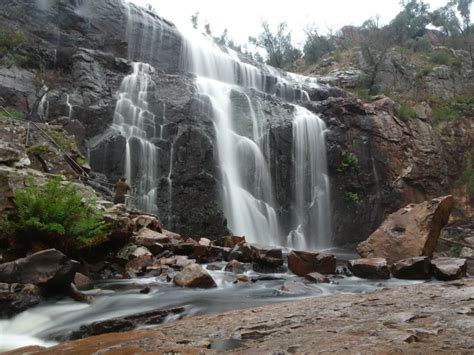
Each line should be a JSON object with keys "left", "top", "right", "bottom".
{"left": 112, "top": 62, "right": 159, "bottom": 214}
{"left": 289, "top": 106, "right": 332, "bottom": 250}
{"left": 181, "top": 28, "right": 332, "bottom": 248}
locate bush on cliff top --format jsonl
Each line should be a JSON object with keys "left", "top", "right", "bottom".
{"left": 1, "top": 177, "right": 109, "bottom": 255}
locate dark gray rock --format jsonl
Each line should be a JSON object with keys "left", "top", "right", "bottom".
{"left": 0, "top": 282, "right": 41, "bottom": 317}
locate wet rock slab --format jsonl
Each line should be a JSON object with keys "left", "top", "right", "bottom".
{"left": 10, "top": 280, "right": 474, "bottom": 354}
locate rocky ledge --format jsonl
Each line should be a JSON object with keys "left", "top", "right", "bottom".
{"left": 8, "top": 279, "right": 474, "bottom": 354}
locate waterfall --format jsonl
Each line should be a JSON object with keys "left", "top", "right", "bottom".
{"left": 288, "top": 106, "right": 332, "bottom": 250}
{"left": 112, "top": 62, "right": 159, "bottom": 214}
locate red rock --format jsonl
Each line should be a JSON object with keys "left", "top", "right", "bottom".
{"left": 174, "top": 264, "right": 216, "bottom": 288}
{"left": 213, "top": 236, "right": 246, "bottom": 248}
{"left": 134, "top": 227, "right": 171, "bottom": 244}
{"left": 391, "top": 256, "right": 431, "bottom": 280}
{"left": 431, "top": 257, "right": 467, "bottom": 281}
{"left": 161, "top": 229, "right": 183, "bottom": 241}
{"left": 288, "top": 251, "right": 336, "bottom": 276}
{"left": 305, "top": 272, "right": 330, "bottom": 283}
{"left": 225, "top": 259, "right": 246, "bottom": 273}
{"left": 73, "top": 272, "right": 91, "bottom": 289}
{"left": 357, "top": 196, "right": 454, "bottom": 264}
{"left": 132, "top": 215, "right": 162, "bottom": 233}
{"left": 348, "top": 258, "right": 390, "bottom": 279}
{"left": 125, "top": 255, "right": 154, "bottom": 274}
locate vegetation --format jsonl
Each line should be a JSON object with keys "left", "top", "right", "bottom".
{"left": 430, "top": 96, "right": 474, "bottom": 123}
{"left": 396, "top": 103, "right": 418, "bottom": 121}
{"left": 0, "top": 177, "right": 108, "bottom": 255}
{"left": 463, "top": 148, "right": 474, "bottom": 197}
{"left": 345, "top": 191, "right": 361, "bottom": 202}
{"left": 337, "top": 150, "right": 359, "bottom": 173}
{"left": 0, "top": 26, "right": 28, "bottom": 67}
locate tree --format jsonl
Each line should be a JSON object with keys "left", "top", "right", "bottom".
{"left": 303, "top": 25, "right": 336, "bottom": 64}
{"left": 250, "top": 21, "right": 301, "bottom": 68}
{"left": 190, "top": 12, "right": 199, "bottom": 29}
{"left": 390, "top": 0, "right": 431, "bottom": 45}
{"left": 456, "top": 0, "right": 472, "bottom": 34}
{"left": 0, "top": 26, "right": 28, "bottom": 67}
{"left": 359, "top": 18, "right": 393, "bottom": 93}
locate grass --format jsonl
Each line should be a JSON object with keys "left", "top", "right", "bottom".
{"left": 396, "top": 103, "right": 417, "bottom": 122}
{"left": 431, "top": 96, "right": 474, "bottom": 124}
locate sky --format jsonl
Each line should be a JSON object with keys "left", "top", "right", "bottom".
{"left": 130, "top": 0, "right": 455, "bottom": 46}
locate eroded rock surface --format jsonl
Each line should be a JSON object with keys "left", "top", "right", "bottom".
{"left": 10, "top": 280, "right": 473, "bottom": 354}
{"left": 357, "top": 196, "right": 454, "bottom": 264}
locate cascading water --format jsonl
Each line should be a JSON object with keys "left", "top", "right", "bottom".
{"left": 181, "top": 29, "right": 331, "bottom": 249}
{"left": 112, "top": 62, "right": 159, "bottom": 214}
{"left": 288, "top": 106, "right": 332, "bottom": 250}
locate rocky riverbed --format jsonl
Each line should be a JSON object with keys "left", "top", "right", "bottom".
{"left": 5, "top": 279, "right": 473, "bottom": 354}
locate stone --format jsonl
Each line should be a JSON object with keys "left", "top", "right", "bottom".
{"left": 252, "top": 248, "right": 285, "bottom": 273}
{"left": 206, "top": 263, "right": 222, "bottom": 271}
{"left": 280, "top": 280, "right": 311, "bottom": 294}
{"left": 199, "top": 237, "right": 211, "bottom": 246}
{"left": 0, "top": 249, "right": 80, "bottom": 291}
{"left": 213, "top": 236, "right": 246, "bottom": 248}
{"left": 130, "top": 246, "right": 152, "bottom": 259}
{"left": 391, "top": 257, "right": 431, "bottom": 280}
{"left": 0, "top": 282, "right": 41, "bottom": 317}
{"left": 174, "top": 264, "right": 217, "bottom": 288}
{"left": 357, "top": 196, "right": 454, "bottom": 264}
{"left": 74, "top": 272, "right": 92, "bottom": 289}
{"left": 431, "top": 257, "right": 467, "bottom": 281}
{"left": 115, "top": 244, "right": 139, "bottom": 265}
{"left": 0, "top": 141, "right": 29, "bottom": 166}
{"left": 348, "top": 258, "right": 390, "bottom": 279}
{"left": 288, "top": 251, "right": 336, "bottom": 276}
{"left": 305, "top": 272, "right": 330, "bottom": 283}
{"left": 132, "top": 215, "right": 162, "bottom": 233}
{"left": 460, "top": 247, "right": 474, "bottom": 258}
{"left": 134, "top": 227, "right": 171, "bottom": 244}
{"left": 464, "top": 237, "right": 474, "bottom": 247}
{"left": 225, "top": 260, "right": 246, "bottom": 273}
{"left": 234, "top": 275, "right": 251, "bottom": 283}
{"left": 161, "top": 229, "right": 183, "bottom": 242}
{"left": 190, "top": 245, "right": 230, "bottom": 263}
{"left": 125, "top": 255, "right": 154, "bottom": 275}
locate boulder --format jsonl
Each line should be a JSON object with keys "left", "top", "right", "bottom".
{"left": 125, "top": 255, "right": 154, "bottom": 275}
{"left": 288, "top": 251, "right": 336, "bottom": 276}
{"left": 431, "top": 257, "right": 467, "bottom": 281}
{"left": 227, "top": 243, "right": 258, "bottom": 263}
{"left": 199, "top": 238, "right": 211, "bottom": 246}
{"left": 225, "top": 259, "right": 246, "bottom": 273}
{"left": 460, "top": 247, "right": 474, "bottom": 258}
{"left": 348, "top": 258, "right": 390, "bottom": 279}
{"left": 74, "top": 272, "right": 92, "bottom": 289}
{"left": 115, "top": 244, "right": 139, "bottom": 265}
{"left": 0, "top": 249, "right": 79, "bottom": 291}
{"left": 390, "top": 256, "right": 431, "bottom": 280}
{"left": 280, "top": 280, "right": 311, "bottom": 294}
{"left": 357, "top": 196, "right": 454, "bottom": 264}
{"left": 253, "top": 248, "right": 284, "bottom": 273}
{"left": 134, "top": 227, "right": 171, "bottom": 244}
{"left": 132, "top": 215, "right": 162, "bottom": 233}
{"left": 213, "top": 236, "right": 246, "bottom": 248}
{"left": 206, "top": 263, "right": 222, "bottom": 271}
{"left": 190, "top": 245, "right": 230, "bottom": 263}
{"left": 0, "top": 282, "right": 41, "bottom": 317}
{"left": 174, "top": 264, "right": 217, "bottom": 288}
{"left": 305, "top": 272, "right": 330, "bottom": 283}
{"left": 161, "top": 229, "right": 183, "bottom": 242}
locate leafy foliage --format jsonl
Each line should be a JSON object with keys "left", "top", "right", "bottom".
{"left": 303, "top": 26, "right": 336, "bottom": 64}
{"left": 431, "top": 96, "right": 474, "bottom": 123}
{"left": 1, "top": 177, "right": 108, "bottom": 254}
{"left": 337, "top": 150, "right": 359, "bottom": 173}
{"left": 0, "top": 26, "right": 27, "bottom": 67}
{"left": 396, "top": 103, "right": 417, "bottom": 121}
{"left": 345, "top": 191, "right": 361, "bottom": 202}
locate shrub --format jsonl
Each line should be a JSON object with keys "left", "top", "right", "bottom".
{"left": 396, "top": 103, "right": 417, "bottom": 121}
{"left": 337, "top": 150, "right": 359, "bottom": 173}
{"left": 345, "top": 191, "right": 361, "bottom": 202}
{"left": 0, "top": 27, "right": 28, "bottom": 67}
{"left": 463, "top": 148, "right": 474, "bottom": 197}
{"left": 354, "top": 88, "right": 371, "bottom": 101}
{"left": 415, "top": 65, "right": 433, "bottom": 79}
{"left": 431, "top": 96, "right": 474, "bottom": 123}
{"left": 1, "top": 177, "right": 108, "bottom": 254}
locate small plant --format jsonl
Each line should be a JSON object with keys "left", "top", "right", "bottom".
{"left": 0, "top": 27, "right": 28, "bottom": 67}
{"left": 337, "top": 150, "right": 359, "bottom": 173}
{"left": 396, "top": 103, "right": 417, "bottom": 122}
{"left": 3, "top": 107, "right": 25, "bottom": 120}
{"left": 431, "top": 96, "right": 474, "bottom": 124}
{"left": 354, "top": 87, "right": 371, "bottom": 101}
{"left": 48, "top": 129, "right": 77, "bottom": 152}
{"left": 1, "top": 176, "right": 109, "bottom": 254}
{"left": 462, "top": 148, "right": 474, "bottom": 197}
{"left": 345, "top": 191, "right": 361, "bottom": 202}
{"left": 27, "top": 144, "right": 51, "bottom": 156}
{"left": 415, "top": 65, "right": 433, "bottom": 79}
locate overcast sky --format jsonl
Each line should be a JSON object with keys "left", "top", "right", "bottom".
{"left": 129, "top": 0, "right": 458, "bottom": 46}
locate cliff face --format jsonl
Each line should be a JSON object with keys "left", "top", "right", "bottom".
{"left": 0, "top": 0, "right": 470, "bottom": 245}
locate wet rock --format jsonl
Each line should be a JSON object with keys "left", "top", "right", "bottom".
{"left": 134, "top": 227, "right": 171, "bottom": 244}
{"left": 74, "top": 272, "right": 92, "bottom": 289}
{"left": 335, "top": 265, "right": 353, "bottom": 277}
{"left": 252, "top": 248, "right": 285, "bottom": 273}
{"left": 69, "top": 283, "right": 94, "bottom": 304}
{"left": 69, "top": 307, "right": 185, "bottom": 340}
{"left": 199, "top": 238, "right": 211, "bottom": 246}
{"left": 206, "top": 263, "right": 222, "bottom": 271}
{"left": 132, "top": 215, "right": 163, "bottom": 233}
{"left": 174, "top": 264, "right": 217, "bottom": 288}
{"left": 0, "top": 282, "right": 41, "bottom": 317}
{"left": 190, "top": 245, "right": 230, "bottom": 263}
{"left": 305, "top": 272, "right": 330, "bottom": 283}
{"left": 125, "top": 255, "right": 154, "bottom": 275}
{"left": 348, "top": 258, "right": 390, "bottom": 279}
{"left": 227, "top": 243, "right": 258, "bottom": 263}
{"left": 357, "top": 196, "right": 454, "bottom": 264}
{"left": 391, "top": 256, "right": 431, "bottom": 280}
{"left": 0, "top": 249, "right": 79, "bottom": 291}
{"left": 431, "top": 257, "right": 467, "bottom": 281}
{"left": 288, "top": 251, "right": 336, "bottom": 276}
{"left": 213, "top": 236, "right": 246, "bottom": 248}
{"left": 280, "top": 280, "right": 311, "bottom": 294}
{"left": 225, "top": 260, "right": 246, "bottom": 273}
{"left": 115, "top": 244, "right": 139, "bottom": 265}
{"left": 234, "top": 275, "right": 251, "bottom": 283}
